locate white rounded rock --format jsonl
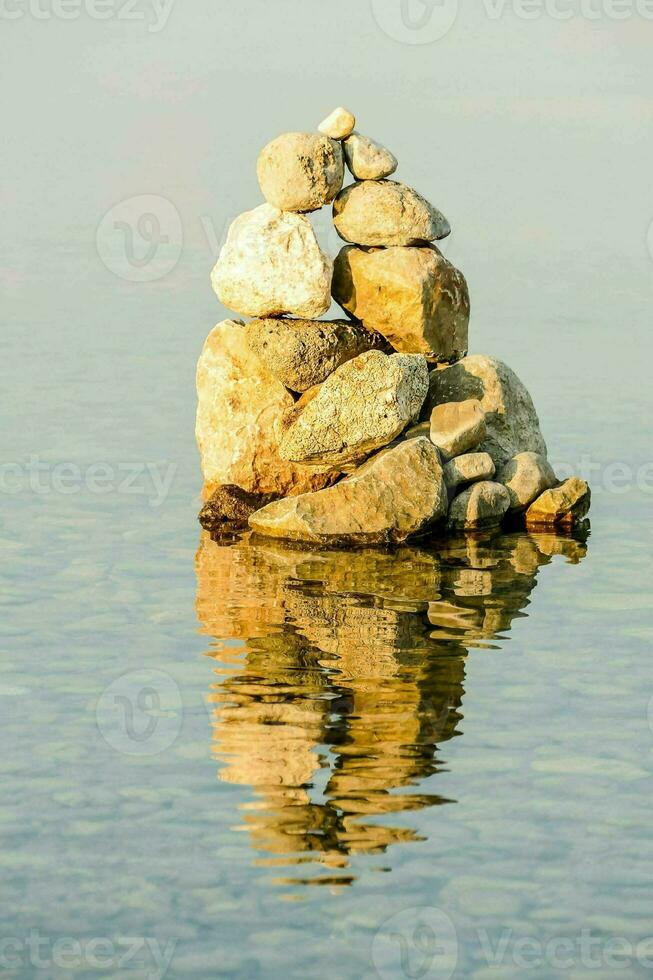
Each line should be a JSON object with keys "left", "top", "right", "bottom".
{"left": 211, "top": 204, "right": 332, "bottom": 319}
{"left": 318, "top": 107, "right": 356, "bottom": 140}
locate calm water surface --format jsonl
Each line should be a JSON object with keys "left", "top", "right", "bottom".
{"left": 2, "top": 244, "right": 652, "bottom": 978}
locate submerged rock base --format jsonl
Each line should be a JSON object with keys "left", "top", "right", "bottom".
{"left": 197, "top": 107, "right": 591, "bottom": 546}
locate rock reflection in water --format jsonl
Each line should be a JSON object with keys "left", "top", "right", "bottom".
{"left": 196, "top": 526, "right": 588, "bottom": 885}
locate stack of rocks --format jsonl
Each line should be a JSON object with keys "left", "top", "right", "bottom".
{"left": 197, "top": 107, "right": 591, "bottom": 544}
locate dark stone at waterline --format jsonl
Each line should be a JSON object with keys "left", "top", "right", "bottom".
{"left": 199, "top": 484, "right": 271, "bottom": 533}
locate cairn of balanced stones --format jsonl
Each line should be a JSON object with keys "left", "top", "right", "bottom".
{"left": 196, "top": 106, "right": 591, "bottom": 544}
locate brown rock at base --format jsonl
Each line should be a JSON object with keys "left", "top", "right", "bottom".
{"left": 196, "top": 320, "right": 336, "bottom": 499}
{"left": 199, "top": 485, "right": 271, "bottom": 533}
{"left": 429, "top": 399, "right": 486, "bottom": 460}
{"left": 332, "top": 244, "right": 469, "bottom": 364}
{"left": 525, "top": 478, "right": 591, "bottom": 529}
{"left": 249, "top": 437, "right": 448, "bottom": 545}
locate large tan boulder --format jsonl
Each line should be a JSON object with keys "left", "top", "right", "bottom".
{"left": 245, "top": 317, "right": 386, "bottom": 393}
{"left": 497, "top": 451, "right": 557, "bottom": 512}
{"left": 333, "top": 179, "right": 450, "bottom": 247}
{"left": 425, "top": 355, "right": 547, "bottom": 467}
{"left": 196, "top": 320, "right": 336, "bottom": 498}
{"left": 279, "top": 350, "right": 429, "bottom": 470}
{"left": 447, "top": 481, "right": 511, "bottom": 530}
{"left": 525, "top": 478, "right": 591, "bottom": 529}
{"left": 249, "top": 437, "right": 448, "bottom": 545}
{"left": 256, "top": 133, "right": 344, "bottom": 212}
{"left": 211, "top": 204, "right": 332, "bottom": 319}
{"left": 343, "top": 133, "right": 397, "bottom": 180}
{"left": 332, "top": 244, "right": 469, "bottom": 364}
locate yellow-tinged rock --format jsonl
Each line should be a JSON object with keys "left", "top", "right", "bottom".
{"left": 332, "top": 244, "right": 469, "bottom": 364}
{"left": 525, "top": 477, "right": 591, "bottom": 529}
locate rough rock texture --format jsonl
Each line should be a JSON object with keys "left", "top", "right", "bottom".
{"left": 429, "top": 399, "right": 486, "bottom": 460}
{"left": 249, "top": 437, "right": 448, "bottom": 545}
{"left": 257, "top": 133, "right": 344, "bottom": 212}
{"left": 196, "top": 320, "right": 336, "bottom": 498}
{"left": 332, "top": 245, "right": 469, "bottom": 364}
{"left": 447, "top": 481, "right": 511, "bottom": 530}
{"left": 497, "top": 451, "right": 557, "bottom": 512}
{"left": 198, "top": 485, "right": 270, "bottom": 533}
{"left": 444, "top": 452, "right": 496, "bottom": 491}
{"left": 318, "top": 107, "right": 356, "bottom": 140}
{"left": 211, "top": 204, "right": 332, "bottom": 319}
{"left": 245, "top": 317, "right": 387, "bottom": 392}
{"left": 425, "top": 355, "right": 547, "bottom": 467}
{"left": 343, "top": 133, "right": 398, "bottom": 180}
{"left": 279, "top": 350, "right": 429, "bottom": 469}
{"left": 525, "top": 478, "right": 591, "bottom": 529}
{"left": 333, "top": 180, "right": 450, "bottom": 247}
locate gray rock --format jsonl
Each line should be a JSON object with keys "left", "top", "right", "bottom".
{"left": 447, "top": 481, "right": 511, "bottom": 530}
{"left": 332, "top": 244, "right": 469, "bottom": 364}
{"left": 425, "top": 355, "right": 548, "bottom": 467}
{"left": 430, "top": 399, "right": 486, "bottom": 460}
{"left": 497, "top": 451, "right": 557, "bottom": 512}
{"left": 343, "top": 133, "right": 398, "bottom": 180}
{"left": 250, "top": 437, "right": 448, "bottom": 545}
{"left": 257, "top": 132, "right": 344, "bottom": 212}
{"left": 279, "top": 350, "right": 429, "bottom": 470}
{"left": 444, "top": 452, "right": 496, "bottom": 491}
{"left": 333, "top": 180, "right": 450, "bottom": 247}
{"left": 245, "top": 317, "right": 386, "bottom": 392}
{"left": 211, "top": 204, "right": 332, "bottom": 319}
{"left": 525, "top": 477, "right": 591, "bottom": 529}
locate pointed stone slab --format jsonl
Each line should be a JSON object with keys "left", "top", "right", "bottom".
{"left": 279, "top": 350, "right": 429, "bottom": 470}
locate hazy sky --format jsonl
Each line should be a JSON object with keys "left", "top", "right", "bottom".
{"left": 3, "top": 0, "right": 652, "bottom": 258}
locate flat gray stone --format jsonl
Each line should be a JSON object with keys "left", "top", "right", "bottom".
{"left": 250, "top": 437, "right": 448, "bottom": 545}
